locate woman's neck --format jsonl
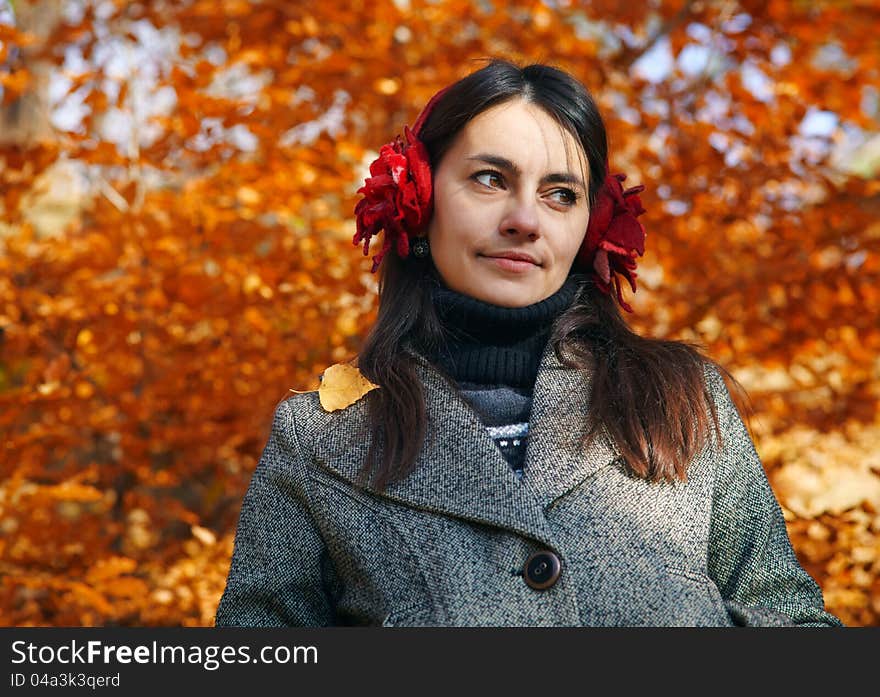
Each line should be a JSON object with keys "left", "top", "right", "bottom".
{"left": 427, "top": 275, "right": 581, "bottom": 387}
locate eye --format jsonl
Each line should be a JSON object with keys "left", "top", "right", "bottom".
{"left": 471, "top": 170, "right": 505, "bottom": 189}
{"left": 546, "top": 188, "right": 581, "bottom": 207}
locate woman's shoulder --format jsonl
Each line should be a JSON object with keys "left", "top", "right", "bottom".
{"left": 700, "top": 361, "right": 726, "bottom": 404}
{"left": 699, "top": 360, "right": 742, "bottom": 425}
{"left": 281, "top": 389, "right": 322, "bottom": 418}
{"left": 277, "top": 362, "right": 376, "bottom": 446}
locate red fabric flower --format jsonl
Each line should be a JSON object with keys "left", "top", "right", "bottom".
{"left": 353, "top": 87, "right": 449, "bottom": 272}
{"left": 576, "top": 169, "right": 647, "bottom": 313}
{"left": 353, "top": 125, "right": 433, "bottom": 273}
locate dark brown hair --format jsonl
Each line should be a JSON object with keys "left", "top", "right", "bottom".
{"left": 355, "top": 58, "right": 736, "bottom": 491}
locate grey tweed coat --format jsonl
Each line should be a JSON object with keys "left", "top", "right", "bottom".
{"left": 214, "top": 342, "right": 843, "bottom": 627}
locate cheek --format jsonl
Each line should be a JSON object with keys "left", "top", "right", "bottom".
{"left": 430, "top": 185, "right": 481, "bottom": 242}
{"left": 556, "top": 218, "right": 589, "bottom": 259}
{"left": 429, "top": 177, "right": 456, "bottom": 230}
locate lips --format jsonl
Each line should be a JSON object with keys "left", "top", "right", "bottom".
{"left": 481, "top": 251, "right": 541, "bottom": 266}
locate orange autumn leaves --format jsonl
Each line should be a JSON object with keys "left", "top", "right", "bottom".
{"left": 290, "top": 362, "right": 379, "bottom": 412}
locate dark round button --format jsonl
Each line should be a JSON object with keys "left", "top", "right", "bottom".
{"left": 523, "top": 550, "right": 561, "bottom": 590}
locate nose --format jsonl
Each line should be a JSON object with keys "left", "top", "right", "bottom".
{"left": 499, "top": 194, "right": 540, "bottom": 240}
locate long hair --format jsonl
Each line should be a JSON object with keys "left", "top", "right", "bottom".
{"left": 355, "top": 58, "right": 732, "bottom": 491}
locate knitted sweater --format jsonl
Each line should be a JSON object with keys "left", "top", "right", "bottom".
{"left": 428, "top": 275, "right": 580, "bottom": 480}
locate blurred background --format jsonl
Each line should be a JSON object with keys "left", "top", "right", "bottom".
{"left": 0, "top": 0, "right": 877, "bottom": 627}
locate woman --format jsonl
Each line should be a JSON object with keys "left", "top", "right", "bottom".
{"left": 214, "top": 59, "right": 843, "bottom": 627}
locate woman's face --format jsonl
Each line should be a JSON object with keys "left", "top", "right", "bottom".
{"left": 426, "top": 98, "right": 590, "bottom": 307}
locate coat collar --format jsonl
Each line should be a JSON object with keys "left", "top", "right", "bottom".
{"left": 306, "top": 341, "right": 621, "bottom": 547}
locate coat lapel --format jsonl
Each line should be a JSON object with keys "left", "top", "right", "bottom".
{"left": 520, "top": 343, "right": 623, "bottom": 508}
{"left": 306, "top": 342, "right": 621, "bottom": 546}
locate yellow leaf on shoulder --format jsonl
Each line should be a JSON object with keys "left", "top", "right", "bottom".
{"left": 316, "top": 362, "right": 379, "bottom": 412}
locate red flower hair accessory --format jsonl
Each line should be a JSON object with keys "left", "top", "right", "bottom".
{"left": 576, "top": 167, "right": 647, "bottom": 313}
{"left": 353, "top": 87, "right": 449, "bottom": 272}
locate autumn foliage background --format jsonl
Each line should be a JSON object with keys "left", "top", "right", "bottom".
{"left": 1, "top": 0, "right": 878, "bottom": 627}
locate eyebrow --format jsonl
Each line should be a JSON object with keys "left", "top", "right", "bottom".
{"left": 466, "top": 153, "right": 587, "bottom": 191}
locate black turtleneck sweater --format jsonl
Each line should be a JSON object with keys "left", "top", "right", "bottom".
{"left": 426, "top": 275, "right": 580, "bottom": 480}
